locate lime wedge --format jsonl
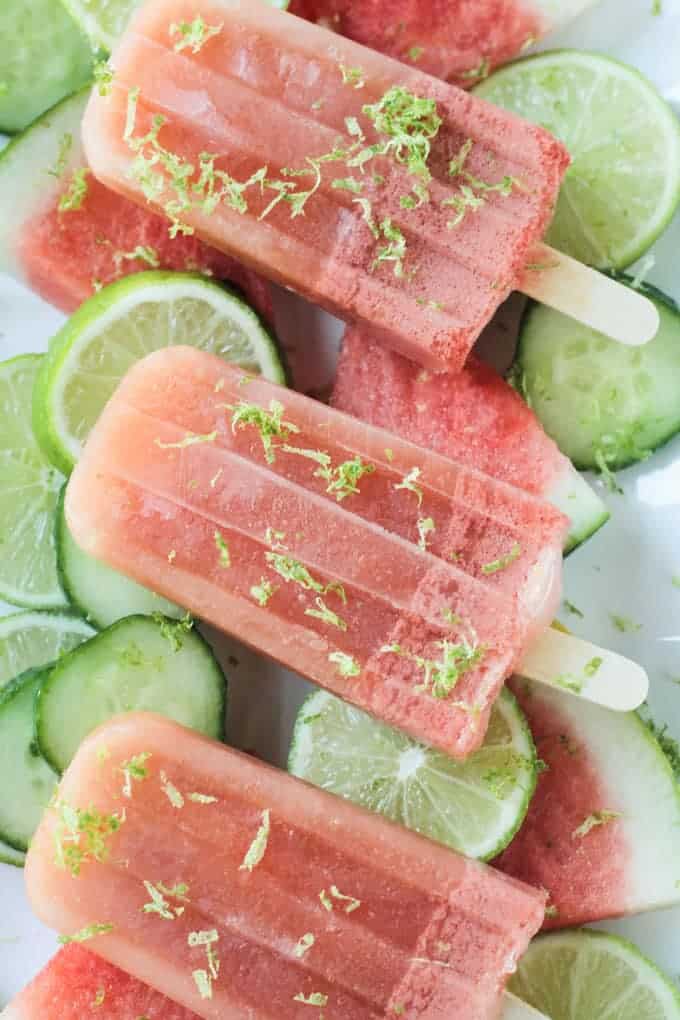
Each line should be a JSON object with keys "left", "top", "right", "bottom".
{"left": 0, "top": 0, "right": 93, "bottom": 134}
{"left": 0, "top": 610, "right": 94, "bottom": 688}
{"left": 475, "top": 51, "right": 680, "bottom": 269}
{"left": 33, "top": 271, "right": 285, "bottom": 475}
{"left": 0, "top": 355, "right": 69, "bottom": 609}
{"left": 61, "top": 0, "right": 289, "bottom": 53}
{"left": 288, "top": 688, "right": 536, "bottom": 861}
{"left": 510, "top": 929, "right": 680, "bottom": 1019}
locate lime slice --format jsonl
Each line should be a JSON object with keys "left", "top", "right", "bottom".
{"left": 33, "top": 271, "right": 286, "bottom": 475}
{"left": 288, "top": 688, "right": 536, "bottom": 861}
{"left": 61, "top": 0, "right": 290, "bottom": 53}
{"left": 0, "top": 610, "right": 94, "bottom": 688}
{"left": 510, "top": 929, "right": 680, "bottom": 1019}
{"left": 0, "top": 0, "right": 93, "bottom": 134}
{"left": 475, "top": 51, "right": 680, "bottom": 269}
{"left": 0, "top": 355, "right": 69, "bottom": 609}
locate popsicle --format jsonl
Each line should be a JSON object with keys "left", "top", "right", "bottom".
{"left": 331, "top": 324, "right": 608, "bottom": 551}
{"left": 0, "top": 89, "right": 272, "bottom": 320}
{"left": 289, "top": 0, "right": 600, "bottom": 86}
{"left": 495, "top": 677, "right": 680, "bottom": 928}
{"left": 25, "top": 712, "right": 548, "bottom": 1020}
{"left": 1, "top": 945, "right": 199, "bottom": 1020}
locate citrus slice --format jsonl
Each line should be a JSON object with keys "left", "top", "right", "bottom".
{"left": 0, "top": 355, "right": 68, "bottom": 608}
{"left": 0, "top": 609, "right": 94, "bottom": 689}
{"left": 510, "top": 929, "right": 680, "bottom": 1019}
{"left": 32, "top": 271, "right": 285, "bottom": 475}
{"left": 288, "top": 687, "right": 536, "bottom": 861}
{"left": 476, "top": 51, "right": 680, "bottom": 268}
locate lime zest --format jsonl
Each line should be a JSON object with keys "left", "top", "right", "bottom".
{"left": 417, "top": 516, "right": 435, "bottom": 551}
{"left": 372, "top": 218, "right": 407, "bottom": 277}
{"left": 339, "top": 64, "right": 365, "bottom": 89}
{"left": 328, "top": 651, "right": 361, "bottom": 677}
{"left": 93, "top": 60, "right": 114, "bottom": 96}
{"left": 58, "top": 168, "right": 90, "bottom": 213}
{"left": 239, "top": 809, "right": 271, "bottom": 872}
{"left": 407, "top": 46, "right": 425, "bottom": 62}
{"left": 57, "top": 922, "right": 114, "bottom": 944}
{"left": 610, "top": 613, "right": 642, "bottom": 633}
{"left": 47, "top": 133, "right": 73, "bottom": 179}
{"left": 53, "top": 801, "right": 124, "bottom": 876}
{"left": 460, "top": 57, "right": 490, "bottom": 80}
{"left": 169, "top": 16, "right": 223, "bottom": 53}
{"left": 305, "top": 597, "right": 348, "bottom": 631}
{"left": 294, "top": 933, "right": 316, "bottom": 958}
{"left": 119, "top": 752, "right": 152, "bottom": 798}
{"left": 329, "top": 884, "right": 361, "bottom": 913}
{"left": 251, "top": 577, "right": 277, "bottom": 607}
{"left": 188, "top": 792, "right": 218, "bottom": 804}
{"left": 152, "top": 612, "right": 194, "bottom": 652}
{"left": 572, "top": 810, "right": 621, "bottom": 839}
{"left": 155, "top": 430, "right": 218, "bottom": 450}
{"left": 394, "top": 466, "right": 423, "bottom": 506}
{"left": 230, "top": 400, "right": 299, "bottom": 463}
{"left": 113, "top": 245, "right": 161, "bottom": 270}
{"left": 584, "top": 656, "right": 603, "bottom": 677}
{"left": 481, "top": 543, "right": 522, "bottom": 575}
{"left": 362, "top": 85, "right": 442, "bottom": 183}
{"left": 142, "top": 879, "right": 188, "bottom": 920}
{"left": 381, "top": 638, "right": 485, "bottom": 698}
{"left": 93, "top": 988, "right": 106, "bottom": 1007}
{"left": 265, "top": 552, "right": 346, "bottom": 604}
{"left": 189, "top": 929, "right": 220, "bottom": 999}
{"left": 210, "top": 468, "right": 223, "bottom": 489}
{"left": 563, "top": 600, "right": 584, "bottom": 618}
{"left": 160, "top": 770, "right": 185, "bottom": 809}
{"left": 326, "top": 456, "right": 376, "bottom": 502}
{"left": 319, "top": 889, "right": 333, "bottom": 911}
{"left": 293, "top": 992, "right": 329, "bottom": 1007}
{"left": 214, "top": 530, "right": 231, "bottom": 569}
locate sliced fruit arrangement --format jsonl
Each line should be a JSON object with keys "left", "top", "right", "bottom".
{"left": 0, "top": 0, "right": 92, "bottom": 134}
{"left": 510, "top": 929, "right": 680, "bottom": 1020}
{"left": 0, "top": 356, "right": 67, "bottom": 609}
{"left": 0, "top": 609, "right": 95, "bottom": 689}
{"left": 476, "top": 50, "right": 680, "bottom": 269}
{"left": 56, "top": 485, "right": 182, "bottom": 628}
{"left": 289, "top": 687, "right": 537, "bottom": 861}
{"left": 513, "top": 277, "right": 680, "bottom": 472}
{"left": 33, "top": 271, "right": 285, "bottom": 475}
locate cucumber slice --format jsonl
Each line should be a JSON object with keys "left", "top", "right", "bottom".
{"left": 0, "top": 668, "right": 58, "bottom": 852}
{"left": 0, "top": 842, "right": 25, "bottom": 868}
{"left": 513, "top": 277, "right": 680, "bottom": 471}
{"left": 36, "top": 615, "right": 226, "bottom": 773}
{"left": 56, "top": 486, "right": 183, "bottom": 628}
{"left": 0, "top": 1, "right": 93, "bottom": 135}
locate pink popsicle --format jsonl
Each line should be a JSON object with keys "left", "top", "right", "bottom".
{"left": 82, "top": 0, "right": 570, "bottom": 371}
{"left": 65, "top": 346, "right": 568, "bottom": 758}
{"left": 25, "top": 713, "right": 548, "bottom": 1019}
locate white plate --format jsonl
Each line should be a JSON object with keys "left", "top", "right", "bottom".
{"left": 2, "top": 0, "right": 680, "bottom": 1005}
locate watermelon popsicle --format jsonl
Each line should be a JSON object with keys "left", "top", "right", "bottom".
{"left": 25, "top": 712, "right": 548, "bottom": 1020}
{"left": 331, "top": 324, "right": 609, "bottom": 551}
{"left": 289, "top": 0, "right": 600, "bottom": 86}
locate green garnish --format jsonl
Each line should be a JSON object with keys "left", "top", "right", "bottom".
{"left": 407, "top": 46, "right": 424, "bottom": 62}
{"left": 672, "top": 575, "right": 680, "bottom": 589}
{"left": 214, "top": 530, "right": 231, "bottom": 568}
{"left": 372, "top": 218, "right": 407, "bottom": 277}
{"left": 294, "top": 933, "right": 316, "bottom": 958}
{"left": 210, "top": 468, "right": 223, "bottom": 488}
{"left": 481, "top": 543, "right": 522, "bottom": 575}
{"left": 230, "top": 400, "right": 299, "bottom": 463}
{"left": 441, "top": 607, "right": 461, "bottom": 626}
{"left": 305, "top": 597, "right": 348, "bottom": 631}
{"left": 293, "top": 992, "right": 329, "bottom": 1007}
{"left": 544, "top": 904, "right": 559, "bottom": 919}
{"left": 188, "top": 792, "right": 218, "bottom": 804}
{"left": 48, "top": 133, "right": 73, "bottom": 179}
{"left": 251, "top": 577, "right": 277, "bottom": 607}
{"left": 328, "top": 651, "right": 361, "bottom": 677}
{"left": 152, "top": 611, "right": 194, "bottom": 652}
{"left": 119, "top": 752, "right": 151, "bottom": 798}
{"left": 417, "top": 517, "right": 435, "bottom": 551}
{"left": 394, "top": 466, "right": 423, "bottom": 506}
{"left": 339, "top": 64, "right": 365, "bottom": 89}
{"left": 58, "top": 923, "right": 114, "bottom": 944}
{"left": 328, "top": 884, "right": 361, "bottom": 913}
{"left": 239, "top": 809, "right": 270, "bottom": 872}
{"left": 445, "top": 138, "right": 520, "bottom": 227}
{"left": 362, "top": 85, "right": 442, "bottom": 183}
{"left": 93, "top": 60, "right": 114, "bottom": 96}
{"left": 265, "top": 526, "right": 287, "bottom": 549}
{"left": 265, "top": 552, "right": 346, "bottom": 603}
{"left": 93, "top": 988, "right": 106, "bottom": 1007}
{"left": 160, "top": 770, "right": 185, "bottom": 809}
{"left": 384, "top": 448, "right": 394, "bottom": 462}
{"left": 381, "top": 638, "right": 484, "bottom": 699}
{"left": 169, "top": 16, "right": 223, "bottom": 53}
{"left": 572, "top": 810, "right": 621, "bottom": 839}
{"left": 324, "top": 456, "right": 376, "bottom": 502}
{"left": 319, "top": 889, "right": 333, "bottom": 911}
{"left": 142, "top": 879, "right": 188, "bottom": 920}
{"left": 192, "top": 970, "right": 213, "bottom": 999}
{"left": 563, "top": 600, "right": 584, "bottom": 619}
{"left": 167, "top": 549, "right": 176, "bottom": 563}
{"left": 155, "top": 430, "right": 218, "bottom": 450}
{"left": 393, "top": 1006, "right": 405, "bottom": 1016}
{"left": 448, "top": 139, "right": 474, "bottom": 178}
{"left": 189, "top": 929, "right": 220, "bottom": 999}
{"left": 460, "top": 57, "right": 490, "bottom": 80}
{"left": 53, "top": 802, "right": 124, "bottom": 876}
{"left": 551, "top": 673, "right": 584, "bottom": 695}
{"left": 610, "top": 613, "right": 642, "bottom": 634}
{"left": 584, "top": 656, "right": 603, "bottom": 677}
{"left": 58, "top": 168, "right": 90, "bottom": 213}
{"left": 652, "top": 0, "right": 663, "bottom": 13}
{"left": 113, "top": 245, "right": 161, "bottom": 269}
{"left": 332, "top": 177, "right": 364, "bottom": 193}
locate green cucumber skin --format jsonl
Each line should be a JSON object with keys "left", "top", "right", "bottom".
{"left": 0, "top": 668, "right": 58, "bottom": 852}
{"left": 514, "top": 275, "right": 680, "bottom": 472}
{"left": 35, "top": 614, "right": 227, "bottom": 774}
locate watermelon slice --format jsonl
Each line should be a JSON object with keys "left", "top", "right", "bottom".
{"left": 2, "top": 944, "right": 198, "bottom": 1019}
{"left": 0, "top": 88, "right": 272, "bottom": 321}
{"left": 331, "top": 325, "right": 609, "bottom": 551}
{"left": 495, "top": 678, "right": 680, "bottom": 928}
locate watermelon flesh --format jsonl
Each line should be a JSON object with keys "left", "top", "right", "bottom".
{"left": 495, "top": 678, "right": 680, "bottom": 928}
{"left": 82, "top": 0, "right": 569, "bottom": 372}
{"left": 64, "top": 346, "right": 567, "bottom": 758}
{"left": 25, "top": 712, "right": 547, "bottom": 1019}
{"left": 331, "top": 325, "right": 607, "bottom": 551}
{"left": 2, "top": 944, "right": 198, "bottom": 1019}
{"left": 288, "top": 0, "right": 599, "bottom": 87}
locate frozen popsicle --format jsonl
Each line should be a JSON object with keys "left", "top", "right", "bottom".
{"left": 331, "top": 324, "right": 609, "bottom": 551}
{"left": 289, "top": 0, "right": 600, "bottom": 87}
{"left": 25, "top": 712, "right": 548, "bottom": 1020}
{"left": 0, "top": 88, "right": 272, "bottom": 320}
{"left": 495, "top": 677, "right": 680, "bottom": 928}
{"left": 65, "top": 346, "right": 646, "bottom": 759}
{"left": 0, "top": 945, "right": 199, "bottom": 1020}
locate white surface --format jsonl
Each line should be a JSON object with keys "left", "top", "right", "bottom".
{"left": 2, "top": 0, "right": 680, "bottom": 1005}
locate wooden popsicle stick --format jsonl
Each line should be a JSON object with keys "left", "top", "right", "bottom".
{"left": 519, "top": 244, "right": 659, "bottom": 347}
{"left": 518, "top": 627, "right": 648, "bottom": 712}
{"left": 502, "top": 991, "right": 551, "bottom": 1019}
